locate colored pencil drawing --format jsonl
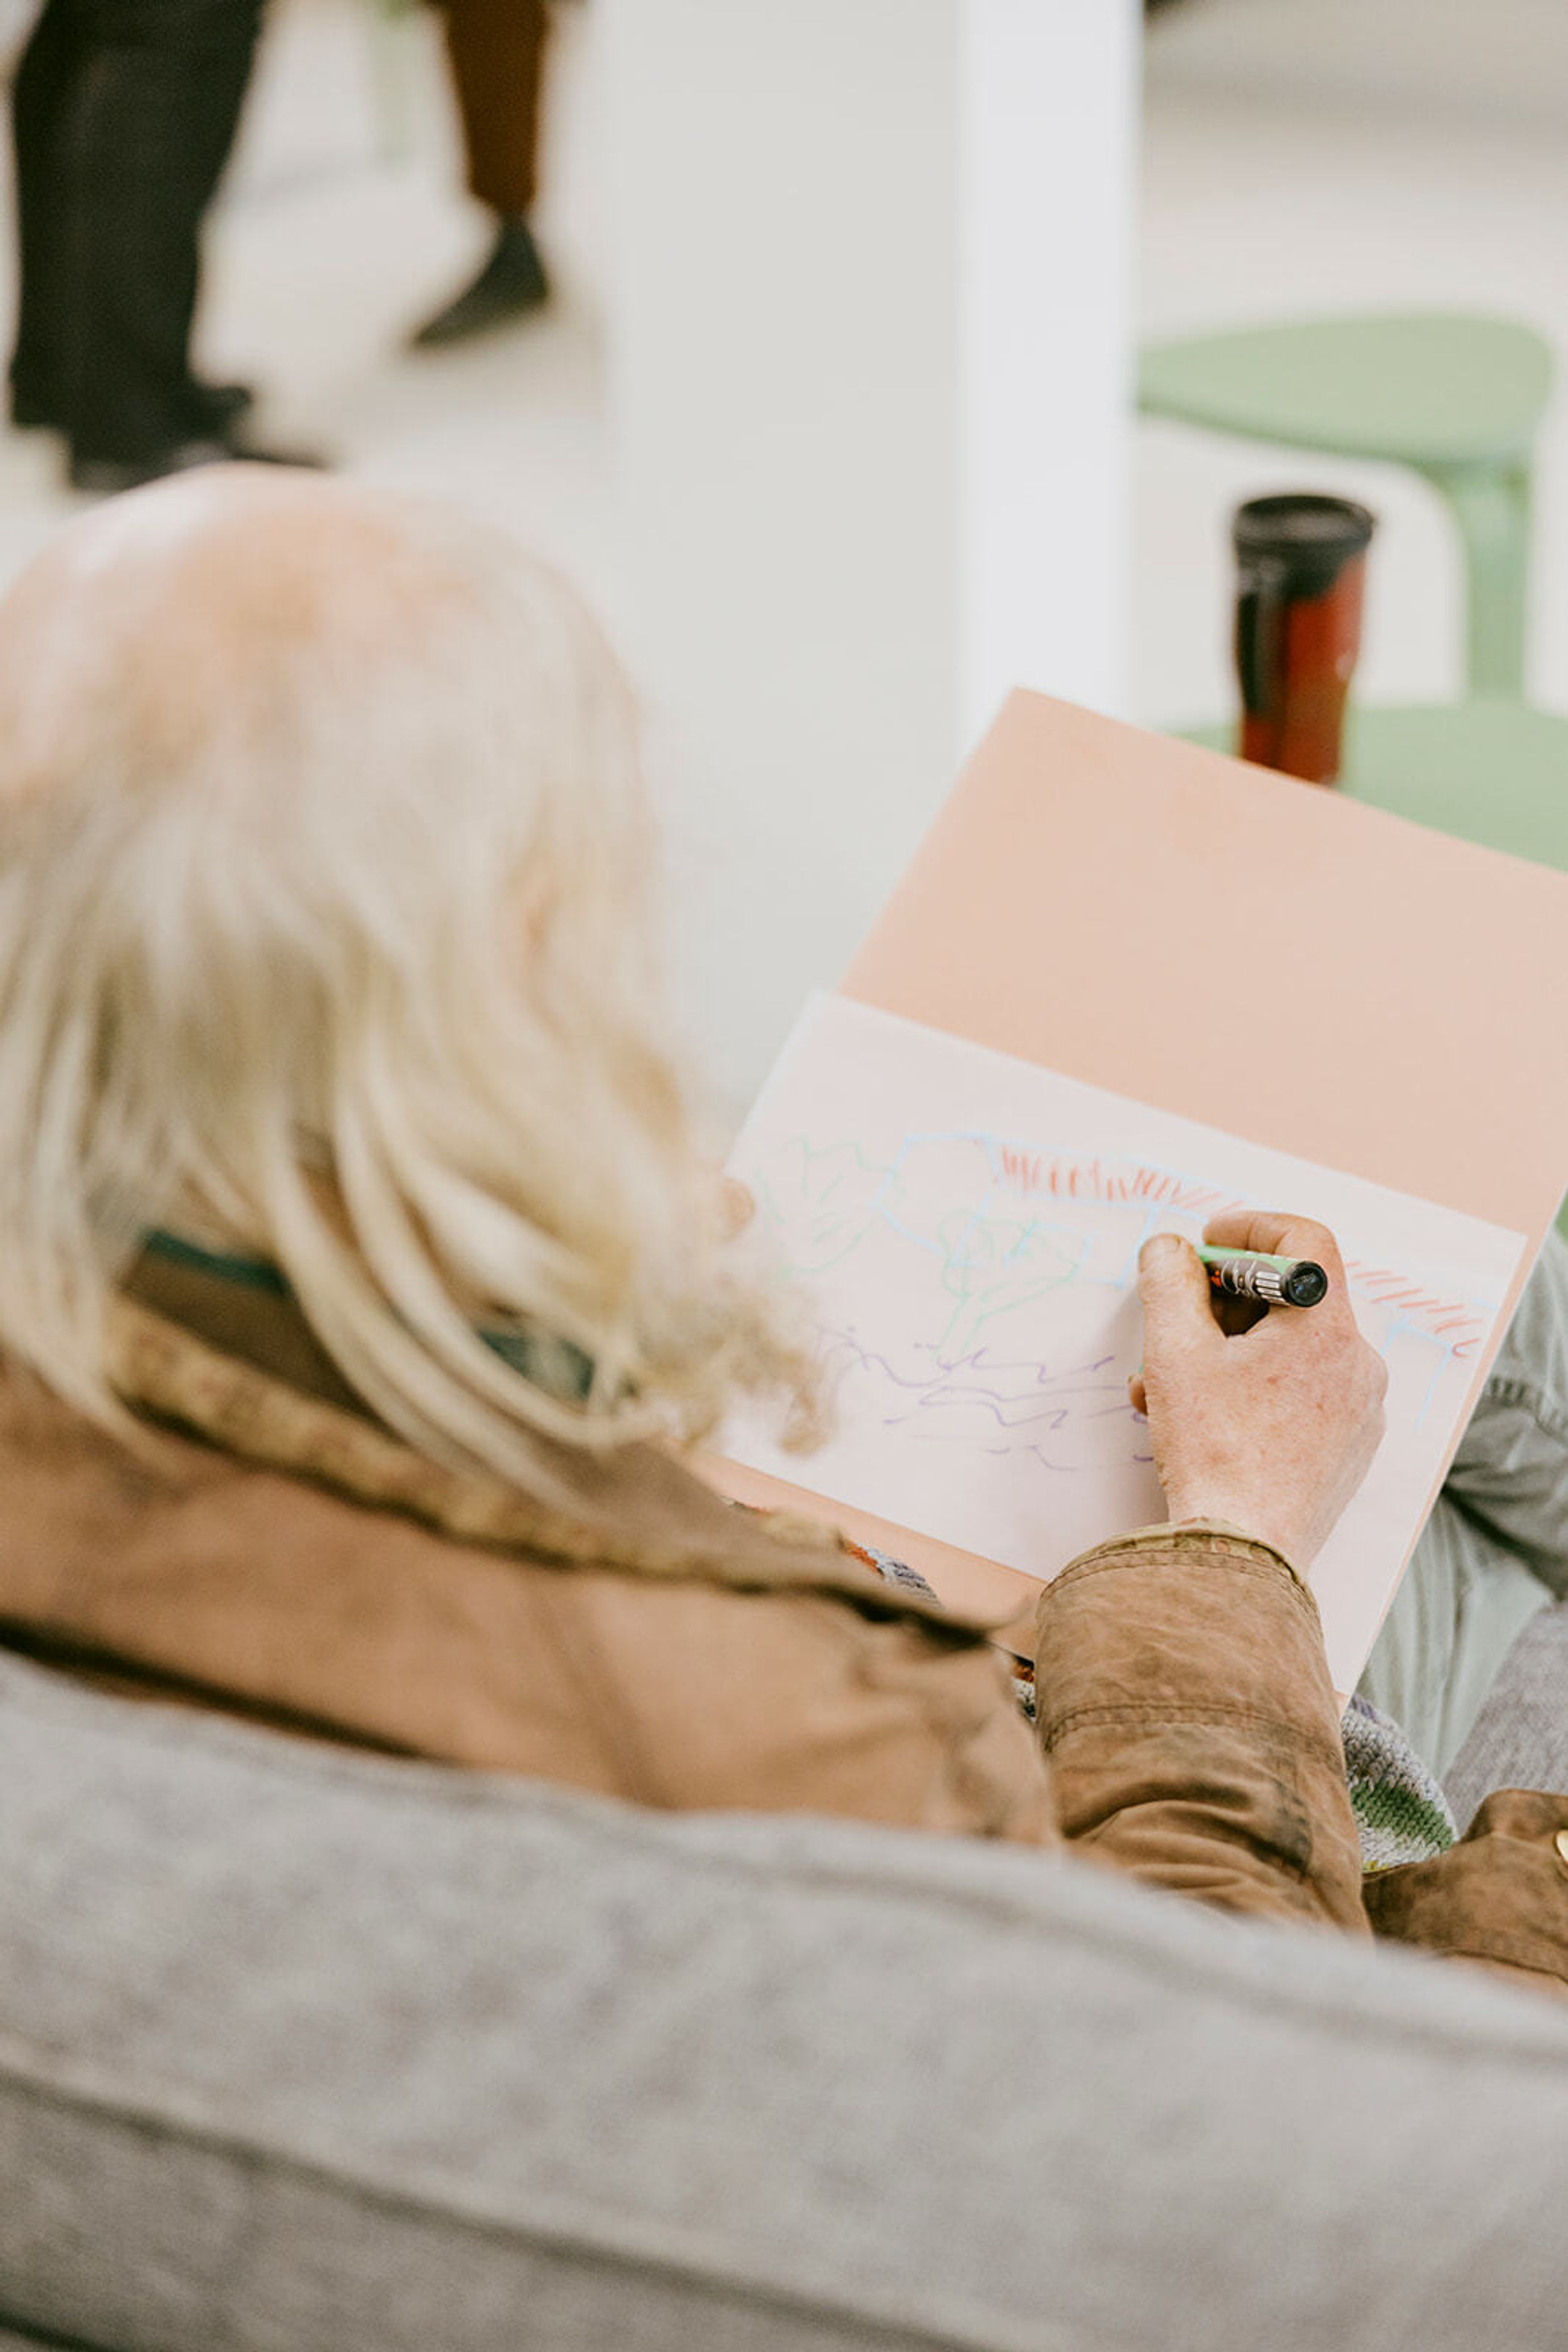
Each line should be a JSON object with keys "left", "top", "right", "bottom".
{"left": 747, "top": 1125, "right": 1497, "bottom": 1471}
{"left": 718, "top": 992, "right": 1526, "bottom": 1695}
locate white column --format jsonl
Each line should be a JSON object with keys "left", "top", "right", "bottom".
{"left": 602, "top": 0, "right": 1140, "bottom": 1113}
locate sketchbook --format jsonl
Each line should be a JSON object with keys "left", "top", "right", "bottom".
{"left": 721, "top": 992, "right": 1523, "bottom": 1692}
{"left": 710, "top": 693, "right": 1568, "bottom": 1694}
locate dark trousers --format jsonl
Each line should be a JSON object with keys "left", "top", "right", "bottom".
{"left": 430, "top": 0, "right": 550, "bottom": 218}
{"left": 9, "top": 0, "right": 265, "bottom": 459}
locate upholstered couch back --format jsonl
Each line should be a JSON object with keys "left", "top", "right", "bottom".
{"left": 3, "top": 1651, "right": 1567, "bottom": 2352}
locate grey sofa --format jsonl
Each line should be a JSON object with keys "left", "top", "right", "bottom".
{"left": 4, "top": 1638, "right": 1568, "bottom": 2352}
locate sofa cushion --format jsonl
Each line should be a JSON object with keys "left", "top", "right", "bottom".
{"left": 2, "top": 1652, "right": 1567, "bottom": 2352}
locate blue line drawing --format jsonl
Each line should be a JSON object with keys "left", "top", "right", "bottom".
{"left": 744, "top": 1124, "right": 1495, "bottom": 1475}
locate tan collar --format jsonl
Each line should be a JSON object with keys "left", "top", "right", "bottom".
{"left": 102, "top": 1296, "right": 992, "bottom": 1631}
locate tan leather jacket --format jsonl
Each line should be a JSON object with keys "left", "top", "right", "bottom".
{"left": 0, "top": 1253, "right": 1561, "bottom": 2001}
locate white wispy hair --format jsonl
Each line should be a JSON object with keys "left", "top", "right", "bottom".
{"left": 0, "top": 466, "right": 817, "bottom": 1474}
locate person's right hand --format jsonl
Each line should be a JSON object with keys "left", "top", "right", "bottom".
{"left": 1130, "top": 1210, "right": 1388, "bottom": 1570}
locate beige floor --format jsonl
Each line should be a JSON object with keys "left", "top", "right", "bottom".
{"left": 0, "top": 0, "right": 1562, "bottom": 923}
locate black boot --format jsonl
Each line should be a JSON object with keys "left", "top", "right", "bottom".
{"left": 408, "top": 217, "right": 550, "bottom": 349}
{"left": 13, "top": 372, "right": 255, "bottom": 435}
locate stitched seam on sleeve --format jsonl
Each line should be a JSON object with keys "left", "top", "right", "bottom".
{"left": 1059, "top": 1532, "right": 1295, "bottom": 1575}
{"left": 1038, "top": 1699, "right": 1347, "bottom": 1776}
{"left": 1042, "top": 1549, "right": 1323, "bottom": 1632}
{"left": 1051, "top": 1550, "right": 1300, "bottom": 1590}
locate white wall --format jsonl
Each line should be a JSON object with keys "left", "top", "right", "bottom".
{"left": 958, "top": 0, "right": 1138, "bottom": 737}
{"left": 603, "top": 0, "right": 1141, "bottom": 1114}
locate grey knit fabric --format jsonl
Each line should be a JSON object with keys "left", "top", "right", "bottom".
{"left": 1341, "top": 1693, "right": 1458, "bottom": 1870}
{"left": 4, "top": 1649, "right": 1568, "bottom": 2352}
{"left": 1446, "top": 1600, "right": 1568, "bottom": 1831}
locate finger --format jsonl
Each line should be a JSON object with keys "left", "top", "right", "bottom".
{"left": 1202, "top": 1207, "right": 1338, "bottom": 1263}
{"left": 1204, "top": 1208, "right": 1350, "bottom": 1289}
{"left": 1137, "top": 1233, "right": 1222, "bottom": 1367}
{"left": 1203, "top": 1209, "right": 1358, "bottom": 1339}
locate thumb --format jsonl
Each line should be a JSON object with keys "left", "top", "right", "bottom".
{"left": 1137, "top": 1233, "right": 1217, "bottom": 1367}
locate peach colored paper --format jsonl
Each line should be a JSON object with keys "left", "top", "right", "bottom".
{"left": 710, "top": 693, "right": 1568, "bottom": 1674}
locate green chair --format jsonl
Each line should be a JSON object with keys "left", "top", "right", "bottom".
{"left": 1182, "top": 700, "right": 1568, "bottom": 869}
{"left": 1140, "top": 314, "right": 1554, "bottom": 695}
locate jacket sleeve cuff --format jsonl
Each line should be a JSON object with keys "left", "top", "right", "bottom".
{"left": 1034, "top": 1522, "right": 1365, "bottom": 1931}
{"left": 1061, "top": 1518, "right": 1307, "bottom": 1582}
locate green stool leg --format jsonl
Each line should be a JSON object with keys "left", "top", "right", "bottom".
{"left": 1424, "top": 459, "right": 1533, "bottom": 697}
{"left": 366, "top": 0, "right": 421, "bottom": 169}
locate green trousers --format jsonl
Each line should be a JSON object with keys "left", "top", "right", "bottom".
{"left": 1358, "top": 1230, "right": 1568, "bottom": 1781}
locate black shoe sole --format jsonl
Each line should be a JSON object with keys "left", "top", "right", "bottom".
{"left": 410, "top": 284, "right": 551, "bottom": 349}
{"left": 15, "top": 381, "right": 256, "bottom": 437}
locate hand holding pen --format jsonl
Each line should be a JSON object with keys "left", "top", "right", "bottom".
{"left": 1130, "top": 1211, "right": 1387, "bottom": 1572}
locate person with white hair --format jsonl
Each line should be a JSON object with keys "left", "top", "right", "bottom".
{"left": 0, "top": 466, "right": 1560, "bottom": 1995}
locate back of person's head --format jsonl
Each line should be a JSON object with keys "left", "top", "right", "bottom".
{"left": 0, "top": 467, "right": 810, "bottom": 1477}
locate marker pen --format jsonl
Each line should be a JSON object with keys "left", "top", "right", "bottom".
{"left": 1197, "top": 1245, "right": 1328, "bottom": 1309}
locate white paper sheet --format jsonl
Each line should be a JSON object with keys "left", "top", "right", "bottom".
{"left": 723, "top": 993, "right": 1527, "bottom": 1690}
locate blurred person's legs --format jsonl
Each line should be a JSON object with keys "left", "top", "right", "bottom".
{"left": 8, "top": 0, "right": 296, "bottom": 486}
{"left": 9, "top": 0, "right": 80, "bottom": 425}
{"left": 1359, "top": 1227, "right": 1568, "bottom": 1779}
{"left": 413, "top": 0, "right": 551, "bottom": 349}
{"left": 61, "top": 0, "right": 262, "bottom": 477}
